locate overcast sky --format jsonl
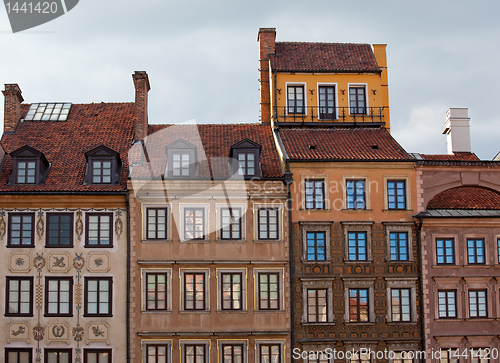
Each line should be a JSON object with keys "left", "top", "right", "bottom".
{"left": 1, "top": 0, "right": 499, "bottom": 159}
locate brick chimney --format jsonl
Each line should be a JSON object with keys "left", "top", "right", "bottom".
{"left": 2, "top": 84, "right": 24, "bottom": 133}
{"left": 258, "top": 28, "right": 276, "bottom": 125}
{"left": 132, "top": 71, "right": 150, "bottom": 141}
{"left": 443, "top": 108, "right": 471, "bottom": 154}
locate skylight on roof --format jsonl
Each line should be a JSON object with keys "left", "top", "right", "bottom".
{"left": 24, "top": 103, "right": 71, "bottom": 121}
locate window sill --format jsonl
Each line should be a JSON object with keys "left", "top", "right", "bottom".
{"left": 386, "top": 260, "right": 414, "bottom": 264}
{"left": 344, "top": 322, "right": 375, "bottom": 325}
{"left": 301, "top": 322, "right": 336, "bottom": 326}
{"left": 302, "top": 260, "right": 331, "bottom": 264}
{"left": 44, "top": 245, "right": 75, "bottom": 248}
{"left": 5, "top": 313, "right": 34, "bottom": 317}
{"left": 253, "top": 240, "right": 283, "bottom": 243}
{"left": 465, "top": 318, "right": 493, "bottom": 322}
{"left": 180, "top": 240, "right": 209, "bottom": 244}
{"left": 141, "top": 310, "right": 171, "bottom": 314}
{"left": 299, "top": 209, "right": 331, "bottom": 212}
{"left": 44, "top": 314, "right": 74, "bottom": 318}
{"left": 84, "top": 244, "right": 114, "bottom": 248}
{"left": 253, "top": 310, "right": 284, "bottom": 313}
{"left": 387, "top": 321, "right": 418, "bottom": 325}
{"left": 179, "top": 310, "right": 210, "bottom": 314}
{"left": 382, "top": 209, "right": 413, "bottom": 212}
{"left": 341, "top": 209, "right": 373, "bottom": 212}
{"left": 463, "top": 264, "right": 492, "bottom": 269}
{"left": 434, "top": 318, "right": 462, "bottom": 322}
{"left": 432, "top": 265, "right": 461, "bottom": 268}
{"left": 343, "top": 260, "right": 373, "bottom": 264}
{"left": 83, "top": 314, "right": 113, "bottom": 318}
{"left": 6, "top": 245, "right": 35, "bottom": 248}
{"left": 216, "top": 310, "right": 248, "bottom": 314}
{"left": 141, "top": 239, "right": 172, "bottom": 244}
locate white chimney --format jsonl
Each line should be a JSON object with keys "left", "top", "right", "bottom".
{"left": 443, "top": 108, "right": 471, "bottom": 154}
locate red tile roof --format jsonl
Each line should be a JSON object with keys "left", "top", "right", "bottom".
{"left": 420, "top": 153, "right": 480, "bottom": 161}
{"left": 427, "top": 186, "right": 500, "bottom": 210}
{"left": 129, "top": 124, "right": 283, "bottom": 179}
{"left": 270, "top": 42, "right": 381, "bottom": 72}
{"left": 0, "top": 103, "right": 135, "bottom": 192}
{"left": 278, "top": 128, "right": 410, "bottom": 161}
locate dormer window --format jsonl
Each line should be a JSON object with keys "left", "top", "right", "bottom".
{"left": 230, "top": 139, "right": 261, "bottom": 178}
{"left": 85, "top": 145, "right": 122, "bottom": 185}
{"left": 9, "top": 145, "right": 50, "bottom": 185}
{"left": 165, "top": 139, "right": 197, "bottom": 178}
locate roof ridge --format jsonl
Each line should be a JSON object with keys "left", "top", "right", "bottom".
{"left": 276, "top": 41, "right": 371, "bottom": 46}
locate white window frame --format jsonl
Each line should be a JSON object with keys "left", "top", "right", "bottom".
{"left": 180, "top": 340, "right": 210, "bottom": 363}
{"left": 217, "top": 268, "right": 247, "bottom": 311}
{"left": 142, "top": 339, "right": 172, "bottom": 363}
{"left": 301, "top": 222, "right": 332, "bottom": 263}
{"left": 301, "top": 278, "right": 335, "bottom": 324}
{"left": 343, "top": 278, "right": 375, "bottom": 323}
{"left": 342, "top": 221, "right": 373, "bottom": 262}
{"left": 141, "top": 268, "right": 172, "bottom": 312}
{"left": 347, "top": 83, "right": 369, "bottom": 115}
{"left": 385, "top": 223, "right": 414, "bottom": 262}
{"left": 285, "top": 82, "right": 307, "bottom": 116}
{"left": 383, "top": 176, "right": 411, "bottom": 211}
{"left": 179, "top": 204, "right": 209, "bottom": 242}
{"left": 385, "top": 278, "right": 418, "bottom": 323}
{"left": 254, "top": 204, "right": 283, "bottom": 242}
{"left": 254, "top": 268, "right": 284, "bottom": 311}
{"left": 255, "top": 340, "right": 285, "bottom": 363}
{"left": 216, "top": 204, "right": 246, "bottom": 241}
{"left": 317, "top": 82, "right": 338, "bottom": 121}
{"left": 217, "top": 340, "right": 248, "bottom": 363}
{"left": 342, "top": 175, "right": 371, "bottom": 210}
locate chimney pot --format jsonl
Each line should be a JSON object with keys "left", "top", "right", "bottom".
{"left": 2, "top": 84, "right": 24, "bottom": 133}
{"left": 132, "top": 71, "right": 150, "bottom": 141}
{"left": 443, "top": 107, "right": 471, "bottom": 154}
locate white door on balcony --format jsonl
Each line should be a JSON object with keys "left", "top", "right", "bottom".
{"left": 319, "top": 86, "right": 336, "bottom": 120}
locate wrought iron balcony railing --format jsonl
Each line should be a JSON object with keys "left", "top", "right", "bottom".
{"left": 273, "top": 106, "right": 386, "bottom": 126}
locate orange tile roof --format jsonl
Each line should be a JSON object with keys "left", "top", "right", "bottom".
{"left": 278, "top": 128, "right": 410, "bottom": 161}
{"left": 270, "top": 42, "right": 381, "bottom": 72}
{"left": 427, "top": 186, "right": 500, "bottom": 210}
{"left": 420, "top": 153, "right": 480, "bottom": 161}
{"left": 0, "top": 103, "right": 135, "bottom": 192}
{"left": 129, "top": 124, "right": 283, "bottom": 179}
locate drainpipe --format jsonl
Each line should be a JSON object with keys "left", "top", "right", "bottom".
{"left": 126, "top": 190, "right": 131, "bottom": 363}
{"left": 416, "top": 215, "right": 425, "bottom": 362}
{"left": 284, "top": 161, "right": 294, "bottom": 360}
{"left": 273, "top": 70, "right": 278, "bottom": 123}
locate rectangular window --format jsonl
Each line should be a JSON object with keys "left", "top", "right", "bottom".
{"left": 220, "top": 208, "right": 242, "bottom": 240}
{"left": 349, "top": 288, "right": 369, "bottom": 322}
{"left": 8, "top": 213, "right": 35, "bottom": 247}
{"left": 46, "top": 213, "right": 73, "bottom": 247}
{"left": 86, "top": 213, "right": 112, "bottom": 247}
{"left": 84, "top": 277, "right": 112, "bottom": 317}
{"left": 391, "top": 288, "right": 411, "bottom": 322}
{"left": 5, "top": 348, "right": 32, "bottom": 363}
{"left": 146, "top": 273, "right": 168, "bottom": 311}
{"left": 259, "top": 344, "right": 281, "bottom": 363}
{"left": 45, "top": 277, "right": 73, "bottom": 316}
{"left": 146, "top": 344, "right": 168, "bottom": 363}
{"left": 146, "top": 208, "right": 168, "bottom": 240}
{"left": 305, "top": 180, "right": 324, "bottom": 210}
{"left": 258, "top": 272, "right": 280, "bottom": 310}
{"left": 346, "top": 180, "right": 365, "bottom": 210}
{"left": 319, "top": 85, "right": 336, "bottom": 120}
{"left": 350, "top": 352, "right": 371, "bottom": 363}
{"left": 45, "top": 349, "right": 72, "bottom": 363}
{"left": 173, "top": 153, "right": 190, "bottom": 177}
{"left": 393, "top": 351, "right": 414, "bottom": 363}
{"left": 257, "top": 208, "right": 279, "bottom": 240}
{"left": 237, "top": 151, "right": 256, "bottom": 177}
{"left": 6, "top": 276, "right": 33, "bottom": 316}
{"left": 438, "top": 290, "right": 457, "bottom": 318}
{"left": 387, "top": 180, "right": 406, "bottom": 210}
{"left": 92, "top": 159, "right": 112, "bottom": 184}
{"left": 307, "top": 288, "right": 327, "bottom": 322}
{"left": 469, "top": 290, "right": 487, "bottom": 318}
{"left": 348, "top": 231, "right": 367, "bottom": 261}
{"left": 436, "top": 238, "right": 455, "bottom": 265}
{"left": 439, "top": 349, "right": 459, "bottom": 363}
{"left": 471, "top": 348, "right": 489, "bottom": 363}
{"left": 222, "top": 344, "right": 243, "bottom": 363}
{"left": 467, "top": 238, "right": 486, "bottom": 264}
{"left": 16, "top": 159, "right": 37, "bottom": 184}
{"left": 184, "top": 208, "right": 205, "bottom": 240}
{"left": 84, "top": 349, "right": 112, "bottom": 363}
{"left": 221, "top": 272, "right": 242, "bottom": 310}
{"left": 390, "top": 232, "right": 408, "bottom": 261}
{"left": 349, "top": 87, "right": 366, "bottom": 114}
{"left": 306, "top": 232, "right": 326, "bottom": 261}
{"left": 184, "top": 272, "right": 206, "bottom": 310}
{"left": 287, "top": 85, "right": 304, "bottom": 114}
{"left": 184, "top": 345, "right": 206, "bottom": 363}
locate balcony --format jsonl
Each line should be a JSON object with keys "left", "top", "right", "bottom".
{"left": 273, "top": 106, "right": 386, "bottom": 127}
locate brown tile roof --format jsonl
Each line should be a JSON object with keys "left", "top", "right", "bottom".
{"left": 270, "top": 42, "right": 381, "bottom": 72}
{"left": 278, "top": 128, "right": 410, "bottom": 161}
{"left": 0, "top": 103, "right": 135, "bottom": 192}
{"left": 427, "top": 186, "right": 500, "bottom": 210}
{"left": 129, "top": 124, "right": 283, "bottom": 179}
{"left": 420, "top": 152, "right": 480, "bottom": 161}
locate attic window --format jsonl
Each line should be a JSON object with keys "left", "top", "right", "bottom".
{"left": 9, "top": 145, "right": 50, "bottom": 185}
{"left": 230, "top": 139, "right": 262, "bottom": 178}
{"left": 24, "top": 103, "right": 71, "bottom": 121}
{"left": 165, "top": 139, "right": 198, "bottom": 178}
{"left": 85, "top": 145, "right": 122, "bottom": 185}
